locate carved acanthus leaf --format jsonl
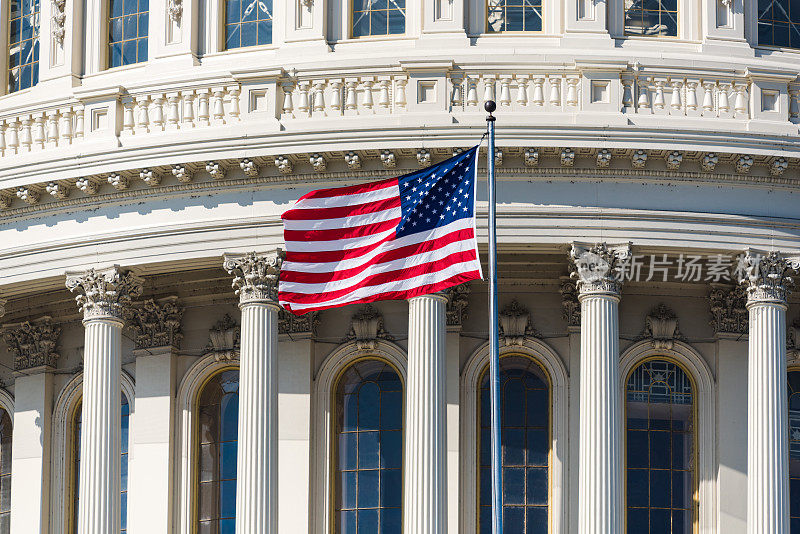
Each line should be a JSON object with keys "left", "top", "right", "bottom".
{"left": 279, "top": 309, "right": 319, "bottom": 336}
{"left": 709, "top": 283, "right": 748, "bottom": 335}
{"left": 569, "top": 242, "right": 631, "bottom": 297}
{"left": 126, "top": 296, "right": 184, "bottom": 349}
{"left": 65, "top": 266, "right": 143, "bottom": 320}
{"left": 559, "top": 277, "right": 580, "bottom": 327}
{"left": 739, "top": 250, "right": 800, "bottom": 305}
{"left": 2, "top": 316, "right": 61, "bottom": 370}
{"left": 444, "top": 283, "right": 470, "bottom": 327}
{"left": 223, "top": 251, "right": 283, "bottom": 304}
{"left": 346, "top": 304, "right": 393, "bottom": 350}
{"left": 789, "top": 320, "right": 800, "bottom": 364}
{"left": 499, "top": 300, "right": 538, "bottom": 346}
{"left": 640, "top": 303, "right": 682, "bottom": 349}
{"left": 206, "top": 314, "right": 240, "bottom": 361}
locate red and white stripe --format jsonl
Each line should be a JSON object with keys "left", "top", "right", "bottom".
{"left": 278, "top": 177, "right": 482, "bottom": 314}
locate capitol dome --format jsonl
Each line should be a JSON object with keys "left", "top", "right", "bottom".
{"left": 0, "top": 0, "right": 798, "bottom": 533}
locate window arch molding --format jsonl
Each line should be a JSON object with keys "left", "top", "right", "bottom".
{"left": 310, "top": 339, "right": 408, "bottom": 534}
{"left": 460, "top": 337, "right": 568, "bottom": 533}
{"left": 0, "top": 389, "right": 14, "bottom": 418}
{"left": 50, "top": 370, "right": 135, "bottom": 534}
{"left": 619, "top": 339, "right": 716, "bottom": 533}
{"left": 174, "top": 352, "right": 239, "bottom": 534}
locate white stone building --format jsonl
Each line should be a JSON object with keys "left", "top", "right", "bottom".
{"left": 0, "top": 0, "right": 799, "bottom": 533}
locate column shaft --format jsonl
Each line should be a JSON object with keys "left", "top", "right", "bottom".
{"left": 78, "top": 318, "right": 123, "bottom": 534}
{"left": 747, "top": 302, "right": 789, "bottom": 534}
{"left": 404, "top": 293, "right": 447, "bottom": 534}
{"left": 578, "top": 294, "right": 621, "bottom": 534}
{"left": 235, "top": 302, "right": 279, "bottom": 534}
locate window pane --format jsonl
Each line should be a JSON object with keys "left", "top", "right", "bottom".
{"left": 8, "top": 0, "right": 40, "bottom": 92}
{"left": 225, "top": 0, "right": 273, "bottom": 49}
{"left": 626, "top": 360, "right": 695, "bottom": 534}
{"left": 194, "top": 369, "right": 240, "bottom": 532}
{"left": 334, "top": 359, "right": 403, "bottom": 532}
{"left": 486, "top": 0, "right": 541, "bottom": 33}
{"left": 479, "top": 355, "right": 549, "bottom": 534}
{"left": 757, "top": 0, "right": 800, "bottom": 47}
{"left": 352, "top": 0, "right": 404, "bottom": 37}
{"left": 624, "top": 0, "right": 678, "bottom": 37}
{"left": 108, "top": 0, "right": 148, "bottom": 67}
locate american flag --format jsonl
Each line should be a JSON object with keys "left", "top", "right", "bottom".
{"left": 278, "top": 146, "right": 483, "bottom": 314}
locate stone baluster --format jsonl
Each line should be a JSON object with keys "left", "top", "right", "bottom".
{"left": 228, "top": 86, "right": 241, "bottom": 120}
{"left": 212, "top": 89, "right": 226, "bottom": 122}
{"left": 622, "top": 79, "right": 634, "bottom": 108}
{"left": 297, "top": 82, "right": 310, "bottom": 115}
{"left": 123, "top": 99, "right": 136, "bottom": 133}
{"left": 498, "top": 77, "right": 512, "bottom": 106}
{"left": 515, "top": 76, "right": 528, "bottom": 106}
{"left": 395, "top": 78, "right": 408, "bottom": 108}
{"left": 7, "top": 121, "right": 19, "bottom": 154}
{"left": 182, "top": 92, "right": 195, "bottom": 127}
{"left": 60, "top": 108, "right": 73, "bottom": 144}
{"left": 735, "top": 83, "right": 749, "bottom": 115}
{"left": 742, "top": 251, "right": 799, "bottom": 534}
{"left": 152, "top": 95, "right": 166, "bottom": 130}
{"left": 790, "top": 89, "right": 800, "bottom": 119}
{"left": 670, "top": 80, "right": 682, "bottom": 110}
{"left": 702, "top": 82, "right": 715, "bottom": 113}
{"left": 653, "top": 80, "right": 666, "bottom": 109}
{"left": 532, "top": 77, "right": 545, "bottom": 106}
{"left": 46, "top": 112, "right": 59, "bottom": 145}
{"left": 314, "top": 81, "right": 327, "bottom": 112}
{"left": 686, "top": 81, "right": 698, "bottom": 111}
{"left": 33, "top": 113, "right": 45, "bottom": 148}
{"left": 404, "top": 292, "right": 448, "bottom": 534}
{"left": 636, "top": 79, "right": 650, "bottom": 110}
{"left": 0, "top": 123, "right": 6, "bottom": 155}
{"left": 570, "top": 242, "right": 631, "bottom": 534}
{"left": 549, "top": 76, "right": 561, "bottom": 106}
{"left": 65, "top": 266, "right": 143, "bottom": 534}
{"left": 466, "top": 76, "right": 478, "bottom": 106}
{"left": 719, "top": 83, "right": 731, "bottom": 113}
{"left": 223, "top": 251, "right": 283, "bottom": 534}
{"left": 330, "top": 80, "right": 343, "bottom": 112}
{"left": 345, "top": 81, "right": 358, "bottom": 110}
{"left": 197, "top": 90, "right": 211, "bottom": 125}
{"left": 482, "top": 76, "right": 496, "bottom": 102}
{"left": 20, "top": 117, "right": 32, "bottom": 152}
{"left": 74, "top": 109, "right": 85, "bottom": 138}
{"left": 566, "top": 78, "right": 579, "bottom": 106}
{"left": 135, "top": 96, "right": 150, "bottom": 131}
{"left": 451, "top": 76, "right": 463, "bottom": 107}
{"left": 167, "top": 94, "right": 181, "bottom": 128}
{"left": 362, "top": 80, "right": 375, "bottom": 109}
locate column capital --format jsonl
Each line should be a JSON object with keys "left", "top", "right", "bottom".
{"left": 65, "top": 266, "right": 143, "bottom": 322}
{"left": 125, "top": 296, "right": 184, "bottom": 350}
{"left": 1, "top": 316, "right": 61, "bottom": 371}
{"left": 740, "top": 250, "right": 800, "bottom": 307}
{"left": 443, "top": 283, "right": 470, "bottom": 328}
{"left": 569, "top": 242, "right": 632, "bottom": 299}
{"left": 223, "top": 250, "right": 283, "bottom": 306}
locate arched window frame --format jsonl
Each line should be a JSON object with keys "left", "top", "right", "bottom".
{"left": 174, "top": 353, "right": 239, "bottom": 534}
{"left": 786, "top": 363, "right": 800, "bottom": 529}
{"left": 460, "top": 338, "right": 568, "bottom": 534}
{"left": 50, "top": 371, "right": 135, "bottom": 534}
{"left": 310, "top": 339, "right": 407, "bottom": 534}
{"left": 0, "top": 389, "right": 13, "bottom": 534}
{"left": 619, "top": 340, "right": 716, "bottom": 533}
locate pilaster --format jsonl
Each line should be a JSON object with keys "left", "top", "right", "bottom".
{"left": 65, "top": 265, "right": 142, "bottom": 534}
{"left": 223, "top": 250, "right": 283, "bottom": 534}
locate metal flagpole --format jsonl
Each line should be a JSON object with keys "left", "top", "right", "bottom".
{"left": 485, "top": 100, "right": 503, "bottom": 534}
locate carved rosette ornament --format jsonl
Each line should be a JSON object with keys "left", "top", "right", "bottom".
{"left": 126, "top": 296, "right": 184, "bottom": 349}
{"left": 2, "top": 316, "right": 61, "bottom": 370}
{"left": 278, "top": 309, "right": 319, "bottom": 337}
{"left": 499, "top": 300, "right": 538, "bottom": 346}
{"left": 709, "top": 283, "right": 748, "bottom": 335}
{"left": 569, "top": 242, "right": 631, "bottom": 298}
{"left": 223, "top": 251, "right": 283, "bottom": 306}
{"left": 444, "top": 283, "right": 470, "bottom": 327}
{"left": 559, "top": 277, "right": 580, "bottom": 328}
{"left": 206, "top": 314, "right": 240, "bottom": 361}
{"left": 65, "top": 266, "right": 143, "bottom": 322}
{"left": 346, "top": 304, "right": 393, "bottom": 350}
{"left": 740, "top": 250, "right": 800, "bottom": 307}
{"left": 641, "top": 304, "right": 682, "bottom": 350}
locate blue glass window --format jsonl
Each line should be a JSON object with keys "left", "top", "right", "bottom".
{"left": 0, "top": 409, "right": 11, "bottom": 534}
{"left": 108, "top": 0, "right": 148, "bottom": 68}
{"left": 352, "top": 0, "right": 405, "bottom": 37}
{"left": 335, "top": 359, "right": 403, "bottom": 533}
{"left": 486, "top": 0, "right": 542, "bottom": 32}
{"left": 225, "top": 0, "right": 273, "bottom": 49}
{"left": 8, "top": 0, "right": 40, "bottom": 92}
{"left": 197, "top": 369, "right": 239, "bottom": 534}
{"left": 626, "top": 360, "right": 694, "bottom": 534}
{"left": 72, "top": 395, "right": 130, "bottom": 533}
{"left": 624, "top": 0, "right": 678, "bottom": 37}
{"left": 759, "top": 0, "right": 800, "bottom": 48}
{"left": 479, "top": 355, "right": 549, "bottom": 534}
{"left": 788, "top": 371, "right": 800, "bottom": 532}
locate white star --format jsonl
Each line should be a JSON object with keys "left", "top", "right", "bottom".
{"left": 793, "top": 429, "right": 800, "bottom": 441}
{"left": 440, "top": 214, "right": 445, "bottom": 219}
{"left": 463, "top": 206, "right": 468, "bottom": 212}
{"left": 412, "top": 221, "right": 417, "bottom": 226}
{"left": 446, "top": 206, "right": 452, "bottom": 211}
{"left": 425, "top": 217, "right": 431, "bottom": 222}
{"left": 412, "top": 186, "right": 417, "bottom": 192}
{"left": 406, "top": 195, "right": 411, "bottom": 201}
{"left": 438, "top": 200, "right": 444, "bottom": 205}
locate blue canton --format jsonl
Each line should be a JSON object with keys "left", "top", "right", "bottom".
{"left": 396, "top": 146, "right": 478, "bottom": 238}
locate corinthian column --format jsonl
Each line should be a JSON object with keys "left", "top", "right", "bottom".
{"left": 404, "top": 292, "right": 448, "bottom": 534}
{"left": 743, "top": 251, "right": 800, "bottom": 534}
{"left": 65, "top": 266, "right": 142, "bottom": 534}
{"left": 223, "top": 251, "right": 282, "bottom": 534}
{"left": 570, "top": 242, "right": 630, "bottom": 534}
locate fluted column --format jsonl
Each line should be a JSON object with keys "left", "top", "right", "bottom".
{"left": 744, "top": 251, "right": 800, "bottom": 534}
{"left": 404, "top": 292, "right": 448, "bottom": 534}
{"left": 224, "top": 251, "right": 283, "bottom": 534}
{"left": 570, "top": 243, "right": 630, "bottom": 534}
{"left": 65, "top": 266, "right": 142, "bottom": 534}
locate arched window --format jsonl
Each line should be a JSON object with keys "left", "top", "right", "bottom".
{"left": 625, "top": 359, "right": 694, "bottom": 533}
{"left": 787, "top": 370, "right": 800, "bottom": 531}
{"left": 0, "top": 408, "right": 11, "bottom": 533}
{"left": 225, "top": 0, "right": 273, "bottom": 49}
{"left": 478, "top": 354, "right": 549, "bottom": 534}
{"left": 486, "top": 0, "right": 542, "bottom": 33}
{"left": 196, "top": 368, "right": 239, "bottom": 534}
{"left": 8, "top": 0, "right": 40, "bottom": 92}
{"left": 71, "top": 395, "right": 131, "bottom": 533}
{"left": 108, "top": 0, "right": 148, "bottom": 67}
{"left": 758, "top": 1, "right": 800, "bottom": 48}
{"left": 624, "top": 0, "right": 677, "bottom": 37}
{"left": 351, "top": 0, "right": 405, "bottom": 38}
{"left": 334, "top": 358, "right": 403, "bottom": 533}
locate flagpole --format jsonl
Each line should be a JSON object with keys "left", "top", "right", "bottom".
{"left": 485, "top": 99, "right": 503, "bottom": 534}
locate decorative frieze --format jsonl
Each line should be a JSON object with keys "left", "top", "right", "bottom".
{"left": 16, "top": 186, "right": 40, "bottom": 204}
{"left": 523, "top": 147, "right": 539, "bottom": 167}
{"left": 499, "top": 299, "right": 537, "bottom": 345}
{"left": 126, "top": 296, "right": 184, "bottom": 349}
{"left": 380, "top": 150, "right": 396, "bottom": 168}
{"left": 665, "top": 151, "right": 683, "bottom": 170}
{"left": 274, "top": 156, "right": 293, "bottom": 174}
{"left": 736, "top": 155, "right": 754, "bottom": 174}
{"left": 701, "top": 152, "right": 719, "bottom": 171}
{"left": 596, "top": 149, "right": 611, "bottom": 168}
{"left": 641, "top": 303, "right": 682, "bottom": 349}
{"left": 75, "top": 177, "right": 99, "bottom": 194}
{"left": 416, "top": 149, "right": 431, "bottom": 167}
{"left": 1, "top": 316, "right": 61, "bottom": 370}
{"left": 344, "top": 151, "right": 362, "bottom": 170}
{"left": 569, "top": 242, "right": 632, "bottom": 297}
{"left": 139, "top": 168, "right": 162, "bottom": 186}
{"left": 740, "top": 250, "right": 800, "bottom": 306}
{"left": 46, "top": 182, "right": 70, "bottom": 199}
{"left": 223, "top": 251, "right": 283, "bottom": 305}
{"left": 560, "top": 148, "right": 575, "bottom": 167}
{"left": 278, "top": 309, "right": 318, "bottom": 336}
{"left": 206, "top": 161, "right": 226, "bottom": 180}
{"left": 240, "top": 158, "right": 260, "bottom": 177}
{"left": 108, "top": 173, "right": 129, "bottom": 190}
{"left": 560, "top": 277, "right": 580, "bottom": 328}
{"left": 709, "top": 283, "right": 748, "bottom": 335}
{"left": 631, "top": 150, "right": 647, "bottom": 168}
{"left": 172, "top": 164, "right": 194, "bottom": 183}
{"left": 308, "top": 154, "right": 326, "bottom": 172}
{"left": 65, "top": 266, "right": 144, "bottom": 321}
{"left": 207, "top": 314, "right": 239, "bottom": 361}
{"left": 346, "top": 304, "right": 392, "bottom": 350}
{"left": 771, "top": 158, "right": 789, "bottom": 176}
{"left": 444, "top": 283, "right": 470, "bottom": 327}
